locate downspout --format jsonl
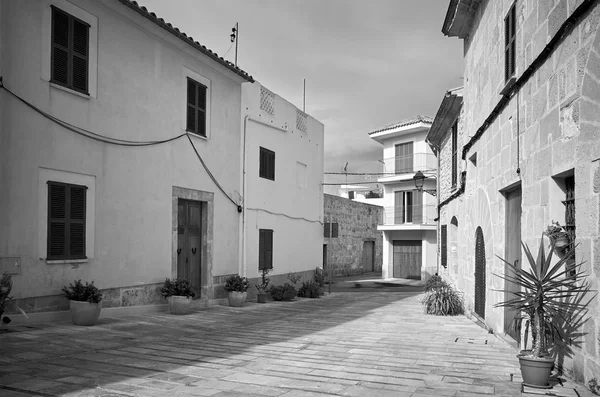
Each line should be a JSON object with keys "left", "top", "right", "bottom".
{"left": 241, "top": 115, "right": 287, "bottom": 277}
{"left": 426, "top": 137, "right": 442, "bottom": 275}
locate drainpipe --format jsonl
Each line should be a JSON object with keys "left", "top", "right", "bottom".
{"left": 241, "top": 115, "right": 287, "bottom": 277}
{"left": 426, "top": 137, "right": 442, "bottom": 275}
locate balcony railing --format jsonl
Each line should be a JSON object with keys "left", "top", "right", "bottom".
{"left": 379, "top": 153, "right": 437, "bottom": 176}
{"left": 380, "top": 204, "right": 437, "bottom": 226}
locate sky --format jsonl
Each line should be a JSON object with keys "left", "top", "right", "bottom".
{"left": 138, "top": 0, "right": 464, "bottom": 193}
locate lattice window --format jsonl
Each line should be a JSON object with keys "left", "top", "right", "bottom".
{"left": 296, "top": 110, "right": 307, "bottom": 132}
{"left": 564, "top": 175, "right": 576, "bottom": 277}
{"left": 260, "top": 87, "right": 275, "bottom": 116}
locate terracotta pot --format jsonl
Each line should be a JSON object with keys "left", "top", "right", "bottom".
{"left": 553, "top": 236, "right": 569, "bottom": 248}
{"left": 168, "top": 295, "right": 192, "bottom": 315}
{"left": 517, "top": 354, "right": 554, "bottom": 388}
{"left": 69, "top": 300, "right": 102, "bottom": 326}
{"left": 257, "top": 292, "right": 267, "bottom": 304}
{"left": 228, "top": 291, "right": 247, "bottom": 307}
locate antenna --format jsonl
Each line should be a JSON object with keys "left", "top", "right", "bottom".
{"left": 230, "top": 22, "right": 239, "bottom": 67}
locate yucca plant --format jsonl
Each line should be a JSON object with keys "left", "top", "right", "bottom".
{"left": 495, "top": 238, "right": 593, "bottom": 359}
{"left": 422, "top": 284, "right": 464, "bottom": 316}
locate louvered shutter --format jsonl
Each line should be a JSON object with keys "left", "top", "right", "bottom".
{"left": 71, "top": 19, "right": 89, "bottom": 92}
{"left": 504, "top": 4, "right": 516, "bottom": 82}
{"left": 324, "top": 223, "right": 330, "bottom": 238}
{"left": 332, "top": 223, "right": 339, "bottom": 238}
{"left": 47, "top": 182, "right": 86, "bottom": 260}
{"left": 259, "top": 230, "right": 265, "bottom": 270}
{"left": 265, "top": 230, "right": 273, "bottom": 269}
{"left": 69, "top": 186, "right": 86, "bottom": 257}
{"left": 48, "top": 183, "right": 67, "bottom": 258}
{"left": 412, "top": 190, "right": 422, "bottom": 224}
{"left": 187, "top": 79, "right": 196, "bottom": 131}
{"left": 196, "top": 84, "right": 207, "bottom": 136}
{"left": 52, "top": 7, "right": 70, "bottom": 86}
{"left": 441, "top": 225, "right": 447, "bottom": 268}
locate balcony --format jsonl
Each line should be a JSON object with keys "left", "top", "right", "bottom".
{"left": 378, "top": 204, "right": 437, "bottom": 231}
{"left": 378, "top": 153, "right": 437, "bottom": 182}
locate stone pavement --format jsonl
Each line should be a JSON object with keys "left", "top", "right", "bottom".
{"left": 0, "top": 290, "right": 595, "bottom": 397}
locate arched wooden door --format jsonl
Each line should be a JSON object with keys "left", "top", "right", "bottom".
{"left": 474, "top": 227, "right": 486, "bottom": 319}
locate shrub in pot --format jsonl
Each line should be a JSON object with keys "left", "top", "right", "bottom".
{"left": 62, "top": 280, "right": 103, "bottom": 326}
{"left": 255, "top": 269, "right": 270, "bottom": 304}
{"left": 160, "top": 278, "right": 196, "bottom": 315}
{"left": 224, "top": 274, "right": 250, "bottom": 307}
{"left": 495, "top": 238, "right": 592, "bottom": 388}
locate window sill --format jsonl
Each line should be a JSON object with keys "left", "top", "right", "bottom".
{"left": 50, "top": 82, "right": 90, "bottom": 99}
{"left": 186, "top": 131, "right": 208, "bottom": 141}
{"left": 45, "top": 258, "right": 89, "bottom": 265}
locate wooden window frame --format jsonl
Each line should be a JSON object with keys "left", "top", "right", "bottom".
{"left": 258, "top": 229, "right": 274, "bottom": 270}
{"left": 504, "top": 3, "right": 516, "bottom": 82}
{"left": 451, "top": 121, "right": 458, "bottom": 188}
{"left": 259, "top": 147, "right": 275, "bottom": 181}
{"left": 47, "top": 181, "right": 87, "bottom": 260}
{"left": 186, "top": 78, "right": 208, "bottom": 137}
{"left": 51, "top": 6, "right": 90, "bottom": 94}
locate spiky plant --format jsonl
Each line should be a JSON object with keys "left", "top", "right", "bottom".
{"left": 422, "top": 284, "right": 464, "bottom": 316}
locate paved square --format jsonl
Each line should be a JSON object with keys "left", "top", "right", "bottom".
{"left": 0, "top": 290, "right": 594, "bottom": 396}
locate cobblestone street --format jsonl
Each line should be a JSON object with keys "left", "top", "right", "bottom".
{"left": 0, "top": 289, "right": 594, "bottom": 396}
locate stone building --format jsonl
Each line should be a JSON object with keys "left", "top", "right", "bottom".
{"left": 428, "top": 0, "right": 600, "bottom": 384}
{"left": 323, "top": 194, "right": 383, "bottom": 276}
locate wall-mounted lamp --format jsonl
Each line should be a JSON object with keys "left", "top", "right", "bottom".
{"left": 413, "top": 170, "right": 437, "bottom": 197}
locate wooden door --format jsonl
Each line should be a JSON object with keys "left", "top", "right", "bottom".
{"left": 474, "top": 227, "right": 486, "bottom": 319}
{"left": 177, "top": 199, "right": 202, "bottom": 296}
{"left": 393, "top": 240, "right": 421, "bottom": 279}
{"left": 362, "top": 241, "right": 374, "bottom": 272}
{"left": 504, "top": 186, "right": 522, "bottom": 340}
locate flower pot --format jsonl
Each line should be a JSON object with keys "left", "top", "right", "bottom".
{"left": 168, "top": 295, "right": 192, "bottom": 315}
{"left": 228, "top": 291, "right": 247, "bottom": 307}
{"left": 69, "top": 300, "right": 102, "bottom": 326}
{"left": 257, "top": 292, "right": 267, "bottom": 304}
{"left": 552, "top": 236, "right": 569, "bottom": 248}
{"left": 517, "top": 354, "right": 554, "bottom": 388}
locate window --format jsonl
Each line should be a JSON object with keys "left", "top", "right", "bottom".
{"left": 441, "top": 225, "right": 448, "bottom": 268}
{"left": 451, "top": 121, "right": 458, "bottom": 188}
{"left": 564, "top": 175, "right": 576, "bottom": 278}
{"left": 395, "top": 142, "right": 413, "bottom": 174}
{"left": 504, "top": 3, "right": 516, "bottom": 82}
{"left": 259, "top": 147, "right": 275, "bottom": 180}
{"left": 394, "top": 190, "right": 423, "bottom": 224}
{"left": 186, "top": 78, "right": 207, "bottom": 136}
{"left": 258, "top": 229, "right": 273, "bottom": 270}
{"left": 324, "top": 223, "right": 339, "bottom": 238}
{"left": 51, "top": 6, "right": 90, "bottom": 94}
{"left": 47, "top": 181, "right": 87, "bottom": 260}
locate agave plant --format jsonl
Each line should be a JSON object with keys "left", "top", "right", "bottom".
{"left": 495, "top": 238, "right": 593, "bottom": 359}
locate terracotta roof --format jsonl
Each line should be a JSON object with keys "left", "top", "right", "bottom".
{"left": 116, "top": 0, "right": 254, "bottom": 82}
{"left": 368, "top": 115, "right": 433, "bottom": 135}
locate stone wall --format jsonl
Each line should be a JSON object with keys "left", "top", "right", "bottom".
{"left": 323, "top": 194, "right": 383, "bottom": 276}
{"left": 438, "top": 0, "right": 600, "bottom": 384}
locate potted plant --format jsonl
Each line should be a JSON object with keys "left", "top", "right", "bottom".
{"left": 62, "top": 279, "right": 103, "bottom": 326}
{"left": 255, "top": 269, "right": 270, "bottom": 304}
{"left": 544, "top": 221, "right": 570, "bottom": 248}
{"left": 1, "top": 272, "right": 13, "bottom": 327}
{"left": 495, "top": 238, "right": 591, "bottom": 388}
{"left": 224, "top": 274, "right": 250, "bottom": 307}
{"left": 160, "top": 278, "right": 196, "bottom": 315}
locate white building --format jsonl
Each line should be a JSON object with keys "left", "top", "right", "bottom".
{"left": 369, "top": 116, "right": 438, "bottom": 280}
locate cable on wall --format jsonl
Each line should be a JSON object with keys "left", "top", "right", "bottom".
{"left": 0, "top": 77, "right": 241, "bottom": 209}
{"left": 246, "top": 207, "right": 323, "bottom": 225}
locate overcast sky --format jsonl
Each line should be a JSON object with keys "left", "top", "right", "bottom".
{"left": 138, "top": 0, "right": 464, "bottom": 192}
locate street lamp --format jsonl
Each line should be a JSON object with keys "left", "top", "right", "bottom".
{"left": 413, "top": 170, "right": 437, "bottom": 197}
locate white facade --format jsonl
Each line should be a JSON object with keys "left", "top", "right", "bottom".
{"left": 369, "top": 117, "right": 438, "bottom": 280}
{"left": 241, "top": 83, "right": 324, "bottom": 282}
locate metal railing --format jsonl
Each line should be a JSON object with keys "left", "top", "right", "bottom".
{"left": 380, "top": 204, "right": 437, "bottom": 226}
{"left": 379, "top": 153, "right": 437, "bottom": 175}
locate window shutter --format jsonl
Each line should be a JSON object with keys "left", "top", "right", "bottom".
{"left": 259, "top": 230, "right": 265, "bottom": 270}
{"left": 48, "top": 183, "right": 67, "bottom": 258}
{"left": 412, "top": 190, "right": 423, "bottom": 224}
{"left": 332, "top": 223, "right": 339, "bottom": 238}
{"left": 71, "top": 19, "right": 89, "bottom": 92}
{"left": 69, "top": 186, "right": 86, "bottom": 257}
{"left": 197, "top": 84, "right": 207, "bottom": 136}
{"left": 52, "top": 8, "right": 70, "bottom": 86}
{"left": 441, "top": 225, "right": 448, "bottom": 268}
{"left": 266, "top": 230, "right": 273, "bottom": 269}
{"left": 324, "top": 223, "right": 330, "bottom": 238}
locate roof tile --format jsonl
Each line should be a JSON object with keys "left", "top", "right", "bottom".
{"left": 368, "top": 115, "right": 433, "bottom": 135}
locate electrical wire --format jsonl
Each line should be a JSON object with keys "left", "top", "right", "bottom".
{"left": 222, "top": 41, "right": 235, "bottom": 58}
{"left": 0, "top": 78, "right": 240, "bottom": 207}
{"left": 246, "top": 207, "right": 323, "bottom": 224}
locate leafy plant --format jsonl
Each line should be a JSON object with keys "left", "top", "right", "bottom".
{"left": 588, "top": 378, "right": 600, "bottom": 396}
{"left": 270, "top": 283, "right": 297, "bottom": 301}
{"left": 224, "top": 274, "right": 250, "bottom": 292}
{"left": 255, "top": 269, "right": 270, "bottom": 294}
{"left": 286, "top": 272, "right": 302, "bottom": 285}
{"left": 494, "top": 238, "right": 593, "bottom": 359}
{"left": 425, "top": 274, "right": 448, "bottom": 292}
{"left": 422, "top": 284, "right": 464, "bottom": 316}
{"left": 544, "top": 221, "right": 568, "bottom": 239}
{"left": 1, "top": 272, "right": 13, "bottom": 325}
{"left": 314, "top": 267, "right": 325, "bottom": 287}
{"left": 297, "top": 281, "right": 321, "bottom": 298}
{"left": 160, "top": 278, "right": 196, "bottom": 298}
{"left": 62, "top": 280, "right": 103, "bottom": 303}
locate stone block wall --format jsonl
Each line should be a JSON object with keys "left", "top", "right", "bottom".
{"left": 323, "top": 194, "right": 383, "bottom": 276}
{"left": 438, "top": 0, "right": 600, "bottom": 384}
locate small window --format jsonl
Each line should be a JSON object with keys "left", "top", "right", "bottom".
{"left": 504, "top": 3, "right": 516, "bottom": 82}
{"left": 331, "top": 223, "right": 339, "bottom": 238}
{"left": 51, "top": 6, "right": 90, "bottom": 94}
{"left": 258, "top": 229, "right": 273, "bottom": 270}
{"left": 323, "top": 222, "right": 339, "bottom": 238}
{"left": 441, "top": 225, "right": 448, "bottom": 268}
{"left": 451, "top": 121, "right": 458, "bottom": 188}
{"left": 323, "top": 223, "right": 330, "bottom": 238}
{"left": 259, "top": 147, "right": 275, "bottom": 180}
{"left": 186, "top": 78, "right": 207, "bottom": 136}
{"left": 47, "top": 181, "right": 87, "bottom": 260}
{"left": 564, "top": 175, "right": 576, "bottom": 278}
